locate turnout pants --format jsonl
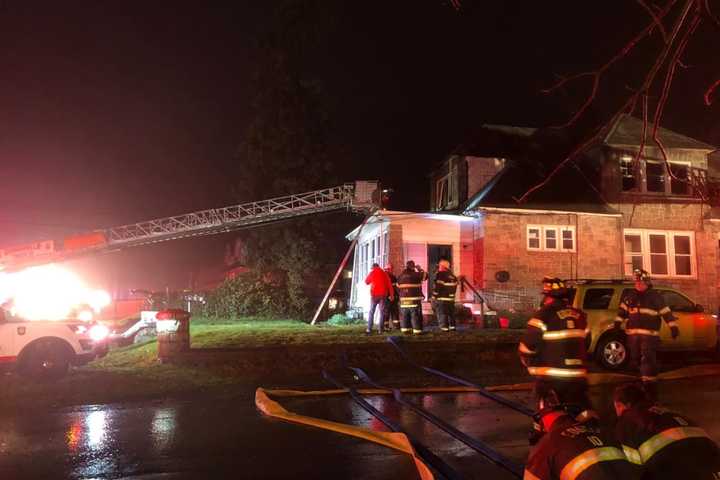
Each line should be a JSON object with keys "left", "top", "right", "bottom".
{"left": 628, "top": 334, "right": 660, "bottom": 399}
{"left": 400, "top": 305, "right": 423, "bottom": 333}
{"left": 367, "top": 296, "right": 387, "bottom": 332}
{"left": 436, "top": 301, "right": 456, "bottom": 331}
{"left": 384, "top": 299, "right": 400, "bottom": 329}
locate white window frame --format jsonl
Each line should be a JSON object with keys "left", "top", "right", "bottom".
{"left": 618, "top": 152, "right": 694, "bottom": 196}
{"left": 623, "top": 229, "right": 696, "bottom": 278}
{"left": 527, "top": 225, "right": 576, "bottom": 253}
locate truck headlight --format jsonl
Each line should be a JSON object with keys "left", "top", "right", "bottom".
{"left": 89, "top": 324, "right": 110, "bottom": 342}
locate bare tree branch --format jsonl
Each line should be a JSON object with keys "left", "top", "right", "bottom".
{"left": 542, "top": 0, "right": 678, "bottom": 129}
{"left": 704, "top": 78, "right": 720, "bottom": 105}
{"left": 636, "top": 0, "right": 670, "bottom": 42}
{"left": 516, "top": 0, "right": 699, "bottom": 205}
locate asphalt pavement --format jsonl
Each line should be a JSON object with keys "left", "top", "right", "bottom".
{"left": 1, "top": 368, "right": 719, "bottom": 479}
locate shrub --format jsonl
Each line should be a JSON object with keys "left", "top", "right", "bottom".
{"left": 327, "top": 313, "right": 363, "bottom": 326}
{"left": 200, "top": 271, "right": 287, "bottom": 319}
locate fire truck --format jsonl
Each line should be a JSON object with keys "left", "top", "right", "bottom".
{"left": 0, "top": 182, "right": 381, "bottom": 378}
{"left": 0, "top": 307, "right": 110, "bottom": 379}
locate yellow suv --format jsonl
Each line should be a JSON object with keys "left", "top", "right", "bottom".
{"left": 567, "top": 280, "right": 719, "bottom": 370}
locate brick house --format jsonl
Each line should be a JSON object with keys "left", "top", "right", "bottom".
{"left": 348, "top": 115, "right": 719, "bottom": 315}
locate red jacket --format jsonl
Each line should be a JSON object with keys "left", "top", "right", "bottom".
{"left": 365, "top": 267, "right": 393, "bottom": 297}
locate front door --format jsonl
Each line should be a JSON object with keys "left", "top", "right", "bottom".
{"left": 427, "top": 244, "right": 453, "bottom": 298}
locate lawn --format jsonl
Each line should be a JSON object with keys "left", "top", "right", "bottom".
{"left": 0, "top": 318, "right": 522, "bottom": 410}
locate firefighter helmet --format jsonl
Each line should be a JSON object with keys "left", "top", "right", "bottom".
{"left": 541, "top": 276, "right": 568, "bottom": 298}
{"left": 633, "top": 268, "right": 651, "bottom": 285}
{"left": 438, "top": 259, "right": 450, "bottom": 270}
{"left": 406, "top": 260, "right": 416, "bottom": 270}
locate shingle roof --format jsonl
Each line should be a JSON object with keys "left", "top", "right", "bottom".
{"left": 604, "top": 114, "right": 715, "bottom": 150}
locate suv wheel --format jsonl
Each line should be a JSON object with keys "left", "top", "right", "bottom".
{"left": 596, "top": 336, "right": 628, "bottom": 370}
{"left": 20, "top": 339, "right": 72, "bottom": 380}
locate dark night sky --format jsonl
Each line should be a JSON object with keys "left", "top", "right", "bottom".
{"left": 1, "top": 1, "right": 719, "bottom": 292}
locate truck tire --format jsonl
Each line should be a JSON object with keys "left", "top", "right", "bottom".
{"left": 595, "top": 334, "right": 629, "bottom": 371}
{"left": 19, "top": 338, "right": 72, "bottom": 380}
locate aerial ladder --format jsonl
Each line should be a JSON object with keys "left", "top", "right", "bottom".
{"left": 0, "top": 181, "right": 381, "bottom": 272}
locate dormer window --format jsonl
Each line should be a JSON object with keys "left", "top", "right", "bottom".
{"left": 618, "top": 152, "right": 695, "bottom": 196}
{"left": 435, "top": 166, "right": 458, "bottom": 210}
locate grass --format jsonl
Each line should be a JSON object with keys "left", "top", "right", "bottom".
{"left": 0, "top": 318, "right": 522, "bottom": 410}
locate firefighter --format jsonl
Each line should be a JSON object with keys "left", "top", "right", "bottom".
{"left": 432, "top": 258, "right": 458, "bottom": 332}
{"left": 397, "top": 260, "right": 425, "bottom": 335}
{"left": 524, "top": 390, "right": 640, "bottom": 480}
{"left": 384, "top": 264, "right": 400, "bottom": 330}
{"left": 364, "top": 263, "right": 394, "bottom": 335}
{"left": 518, "top": 277, "right": 590, "bottom": 411}
{"left": 614, "top": 269, "right": 677, "bottom": 401}
{"left": 614, "top": 383, "right": 720, "bottom": 479}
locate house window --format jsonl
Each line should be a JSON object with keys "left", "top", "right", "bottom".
{"left": 620, "top": 156, "right": 637, "bottom": 191}
{"left": 618, "top": 152, "right": 694, "bottom": 196}
{"left": 646, "top": 162, "right": 665, "bottom": 193}
{"left": 436, "top": 175, "right": 449, "bottom": 210}
{"left": 623, "top": 229, "right": 695, "bottom": 277}
{"left": 670, "top": 163, "right": 690, "bottom": 195}
{"left": 527, "top": 227, "right": 541, "bottom": 250}
{"left": 435, "top": 165, "right": 458, "bottom": 210}
{"left": 527, "top": 225, "right": 575, "bottom": 252}
{"left": 544, "top": 228, "right": 558, "bottom": 250}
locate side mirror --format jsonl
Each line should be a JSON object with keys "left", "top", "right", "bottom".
{"left": 695, "top": 304, "right": 704, "bottom": 313}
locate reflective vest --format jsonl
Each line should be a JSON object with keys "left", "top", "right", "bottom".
{"left": 432, "top": 270, "right": 457, "bottom": 303}
{"left": 519, "top": 300, "right": 589, "bottom": 380}
{"left": 615, "top": 289, "right": 676, "bottom": 335}
{"left": 397, "top": 269, "right": 424, "bottom": 308}
{"left": 524, "top": 416, "right": 640, "bottom": 480}
{"left": 616, "top": 403, "right": 720, "bottom": 479}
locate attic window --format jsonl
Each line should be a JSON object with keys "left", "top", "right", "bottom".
{"left": 617, "top": 151, "right": 695, "bottom": 196}
{"left": 620, "top": 155, "right": 637, "bottom": 191}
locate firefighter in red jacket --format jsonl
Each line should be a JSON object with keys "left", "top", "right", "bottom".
{"left": 432, "top": 258, "right": 458, "bottom": 332}
{"left": 524, "top": 390, "right": 640, "bottom": 480}
{"left": 519, "top": 277, "right": 590, "bottom": 411}
{"left": 614, "top": 269, "right": 677, "bottom": 400}
{"left": 364, "top": 263, "right": 394, "bottom": 335}
{"left": 613, "top": 383, "right": 720, "bottom": 479}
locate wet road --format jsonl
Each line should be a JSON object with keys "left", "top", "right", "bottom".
{"left": 1, "top": 374, "right": 719, "bottom": 479}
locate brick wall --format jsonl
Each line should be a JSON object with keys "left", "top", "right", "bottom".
{"left": 612, "top": 202, "right": 719, "bottom": 311}
{"left": 479, "top": 212, "right": 623, "bottom": 311}
{"left": 476, "top": 205, "right": 720, "bottom": 313}
{"left": 387, "top": 223, "right": 404, "bottom": 271}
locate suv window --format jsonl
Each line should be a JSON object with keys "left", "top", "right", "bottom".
{"left": 582, "top": 288, "right": 615, "bottom": 310}
{"left": 659, "top": 290, "right": 695, "bottom": 312}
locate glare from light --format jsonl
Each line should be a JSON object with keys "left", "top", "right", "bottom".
{"left": 88, "top": 290, "right": 111, "bottom": 312}
{"left": 78, "top": 310, "right": 94, "bottom": 322}
{"left": 89, "top": 324, "right": 110, "bottom": 342}
{"left": 86, "top": 410, "right": 107, "bottom": 448}
{"left": 0, "top": 264, "right": 111, "bottom": 321}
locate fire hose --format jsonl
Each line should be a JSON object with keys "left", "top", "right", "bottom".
{"left": 322, "top": 369, "right": 464, "bottom": 480}
{"left": 387, "top": 336, "right": 534, "bottom": 417}
{"left": 347, "top": 365, "right": 524, "bottom": 478}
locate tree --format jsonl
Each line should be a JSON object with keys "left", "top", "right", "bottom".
{"left": 226, "top": 1, "right": 353, "bottom": 318}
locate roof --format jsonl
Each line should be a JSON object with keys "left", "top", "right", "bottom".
{"left": 461, "top": 115, "right": 715, "bottom": 215}
{"left": 463, "top": 158, "right": 617, "bottom": 214}
{"left": 448, "top": 123, "right": 538, "bottom": 158}
{"left": 604, "top": 114, "right": 716, "bottom": 150}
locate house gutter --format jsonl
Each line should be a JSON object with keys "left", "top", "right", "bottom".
{"left": 469, "top": 206, "right": 622, "bottom": 217}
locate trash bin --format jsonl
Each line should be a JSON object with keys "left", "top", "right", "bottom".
{"left": 483, "top": 311, "right": 499, "bottom": 329}
{"left": 156, "top": 308, "right": 190, "bottom": 362}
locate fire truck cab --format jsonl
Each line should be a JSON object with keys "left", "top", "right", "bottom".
{"left": 0, "top": 308, "right": 109, "bottom": 379}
